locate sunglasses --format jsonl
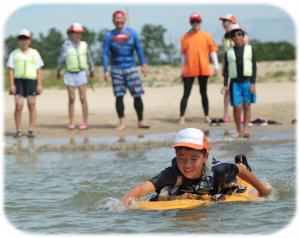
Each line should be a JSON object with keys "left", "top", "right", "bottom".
{"left": 231, "top": 32, "right": 244, "bottom": 38}
{"left": 190, "top": 20, "right": 201, "bottom": 24}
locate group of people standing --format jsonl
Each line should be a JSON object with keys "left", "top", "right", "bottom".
{"left": 6, "top": 11, "right": 257, "bottom": 139}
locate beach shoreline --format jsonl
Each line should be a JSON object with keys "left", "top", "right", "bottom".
{"left": 4, "top": 82, "right": 295, "bottom": 139}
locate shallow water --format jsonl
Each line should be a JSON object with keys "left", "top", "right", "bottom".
{"left": 4, "top": 130, "right": 296, "bottom": 234}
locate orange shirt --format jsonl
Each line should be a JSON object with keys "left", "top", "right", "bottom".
{"left": 181, "top": 30, "right": 218, "bottom": 78}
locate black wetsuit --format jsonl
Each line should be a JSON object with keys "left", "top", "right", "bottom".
{"left": 149, "top": 158, "right": 239, "bottom": 196}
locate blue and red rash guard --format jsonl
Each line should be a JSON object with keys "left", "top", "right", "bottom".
{"left": 102, "top": 27, "right": 146, "bottom": 73}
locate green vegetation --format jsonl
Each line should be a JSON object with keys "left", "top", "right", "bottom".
{"left": 4, "top": 24, "right": 295, "bottom": 69}
{"left": 3, "top": 24, "right": 296, "bottom": 90}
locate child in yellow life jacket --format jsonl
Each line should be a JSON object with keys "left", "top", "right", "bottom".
{"left": 121, "top": 128, "right": 271, "bottom": 206}
{"left": 56, "top": 23, "right": 94, "bottom": 131}
{"left": 221, "top": 24, "right": 256, "bottom": 138}
{"left": 6, "top": 29, "right": 44, "bottom": 138}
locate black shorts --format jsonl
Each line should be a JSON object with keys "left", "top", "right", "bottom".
{"left": 13, "top": 78, "right": 38, "bottom": 97}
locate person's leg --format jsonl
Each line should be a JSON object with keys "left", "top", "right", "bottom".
{"left": 27, "top": 96, "right": 36, "bottom": 132}
{"left": 230, "top": 82, "right": 242, "bottom": 137}
{"left": 111, "top": 67, "right": 127, "bottom": 129}
{"left": 198, "top": 76, "right": 210, "bottom": 123}
{"left": 125, "top": 67, "right": 149, "bottom": 128}
{"left": 67, "top": 86, "right": 76, "bottom": 127}
{"left": 179, "top": 77, "right": 194, "bottom": 124}
{"left": 133, "top": 96, "right": 150, "bottom": 128}
{"left": 14, "top": 95, "right": 24, "bottom": 133}
{"left": 78, "top": 85, "right": 88, "bottom": 126}
{"left": 223, "top": 90, "right": 230, "bottom": 122}
{"left": 241, "top": 81, "right": 252, "bottom": 137}
{"left": 242, "top": 103, "right": 251, "bottom": 137}
{"left": 116, "top": 96, "right": 126, "bottom": 130}
{"left": 233, "top": 106, "right": 242, "bottom": 137}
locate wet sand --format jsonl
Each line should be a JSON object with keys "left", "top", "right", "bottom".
{"left": 4, "top": 82, "right": 296, "bottom": 140}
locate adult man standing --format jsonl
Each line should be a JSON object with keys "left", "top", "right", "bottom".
{"left": 180, "top": 13, "right": 219, "bottom": 125}
{"left": 102, "top": 10, "right": 149, "bottom": 130}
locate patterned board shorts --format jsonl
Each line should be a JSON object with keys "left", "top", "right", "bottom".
{"left": 110, "top": 66, "right": 144, "bottom": 97}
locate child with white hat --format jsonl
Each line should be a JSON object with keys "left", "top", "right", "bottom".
{"left": 6, "top": 29, "right": 44, "bottom": 138}
{"left": 122, "top": 128, "right": 271, "bottom": 206}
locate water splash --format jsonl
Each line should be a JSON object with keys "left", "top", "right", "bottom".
{"left": 101, "top": 197, "right": 130, "bottom": 213}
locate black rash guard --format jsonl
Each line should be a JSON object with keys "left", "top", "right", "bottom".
{"left": 149, "top": 158, "right": 239, "bottom": 195}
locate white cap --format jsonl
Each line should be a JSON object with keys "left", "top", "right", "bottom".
{"left": 17, "top": 29, "right": 31, "bottom": 38}
{"left": 229, "top": 24, "right": 244, "bottom": 33}
{"left": 171, "top": 128, "right": 210, "bottom": 150}
{"left": 68, "top": 22, "right": 85, "bottom": 33}
{"left": 219, "top": 14, "right": 237, "bottom": 24}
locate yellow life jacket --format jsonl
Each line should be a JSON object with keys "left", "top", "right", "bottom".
{"left": 13, "top": 48, "right": 38, "bottom": 80}
{"left": 227, "top": 45, "right": 253, "bottom": 79}
{"left": 65, "top": 41, "right": 88, "bottom": 72}
{"left": 223, "top": 37, "right": 235, "bottom": 53}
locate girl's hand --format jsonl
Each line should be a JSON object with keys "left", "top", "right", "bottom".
{"left": 37, "top": 84, "right": 43, "bottom": 94}
{"left": 9, "top": 84, "right": 16, "bottom": 94}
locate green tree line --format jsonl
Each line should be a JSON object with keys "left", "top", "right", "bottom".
{"left": 4, "top": 25, "right": 295, "bottom": 69}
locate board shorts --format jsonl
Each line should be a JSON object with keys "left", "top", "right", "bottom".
{"left": 110, "top": 66, "right": 144, "bottom": 97}
{"left": 64, "top": 70, "right": 87, "bottom": 87}
{"left": 230, "top": 81, "right": 255, "bottom": 106}
{"left": 13, "top": 78, "right": 38, "bottom": 97}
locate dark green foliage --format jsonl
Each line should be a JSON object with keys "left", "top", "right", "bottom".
{"left": 4, "top": 27, "right": 295, "bottom": 68}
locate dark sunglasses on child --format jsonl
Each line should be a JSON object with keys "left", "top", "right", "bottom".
{"left": 231, "top": 31, "right": 244, "bottom": 38}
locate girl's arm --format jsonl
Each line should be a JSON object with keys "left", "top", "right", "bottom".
{"left": 8, "top": 69, "right": 15, "bottom": 94}
{"left": 121, "top": 181, "right": 156, "bottom": 206}
{"left": 37, "top": 68, "right": 43, "bottom": 94}
{"left": 236, "top": 164, "right": 272, "bottom": 197}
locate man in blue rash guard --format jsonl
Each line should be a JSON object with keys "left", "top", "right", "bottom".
{"left": 102, "top": 10, "right": 150, "bottom": 130}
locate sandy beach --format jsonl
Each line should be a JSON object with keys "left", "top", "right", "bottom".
{"left": 4, "top": 81, "right": 296, "bottom": 139}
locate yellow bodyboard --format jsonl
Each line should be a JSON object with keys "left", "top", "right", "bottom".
{"left": 133, "top": 178, "right": 260, "bottom": 211}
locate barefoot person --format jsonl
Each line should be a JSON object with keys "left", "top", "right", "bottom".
{"left": 219, "top": 14, "right": 249, "bottom": 123}
{"left": 179, "top": 13, "right": 219, "bottom": 125}
{"left": 102, "top": 10, "right": 149, "bottom": 130}
{"left": 122, "top": 128, "right": 271, "bottom": 206}
{"left": 221, "top": 24, "right": 257, "bottom": 138}
{"left": 6, "top": 29, "right": 44, "bottom": 138}
{"left": 57, "top": 23, "right": 94, "bottom": 130}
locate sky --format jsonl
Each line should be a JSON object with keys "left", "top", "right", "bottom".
{"left": 4, "top": 3, "right": 296, "bottom": 48}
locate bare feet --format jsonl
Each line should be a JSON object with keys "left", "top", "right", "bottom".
{"left": 179, "top": 117, "right": 186, "bottom": 125}
{"left": 205, "top": 116, "right": 212, "bottom": 124}
{"left": 116, "top": 117, "right": 126, "bottom": 130}
{"left": 243, "top": 131, "right": 251, "bottom": 139}
{"left": 234, "top": 131, "right": 243, "bottom": 138}
{"left": 138, "top": 121, "right": 150, "bottom": 129}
